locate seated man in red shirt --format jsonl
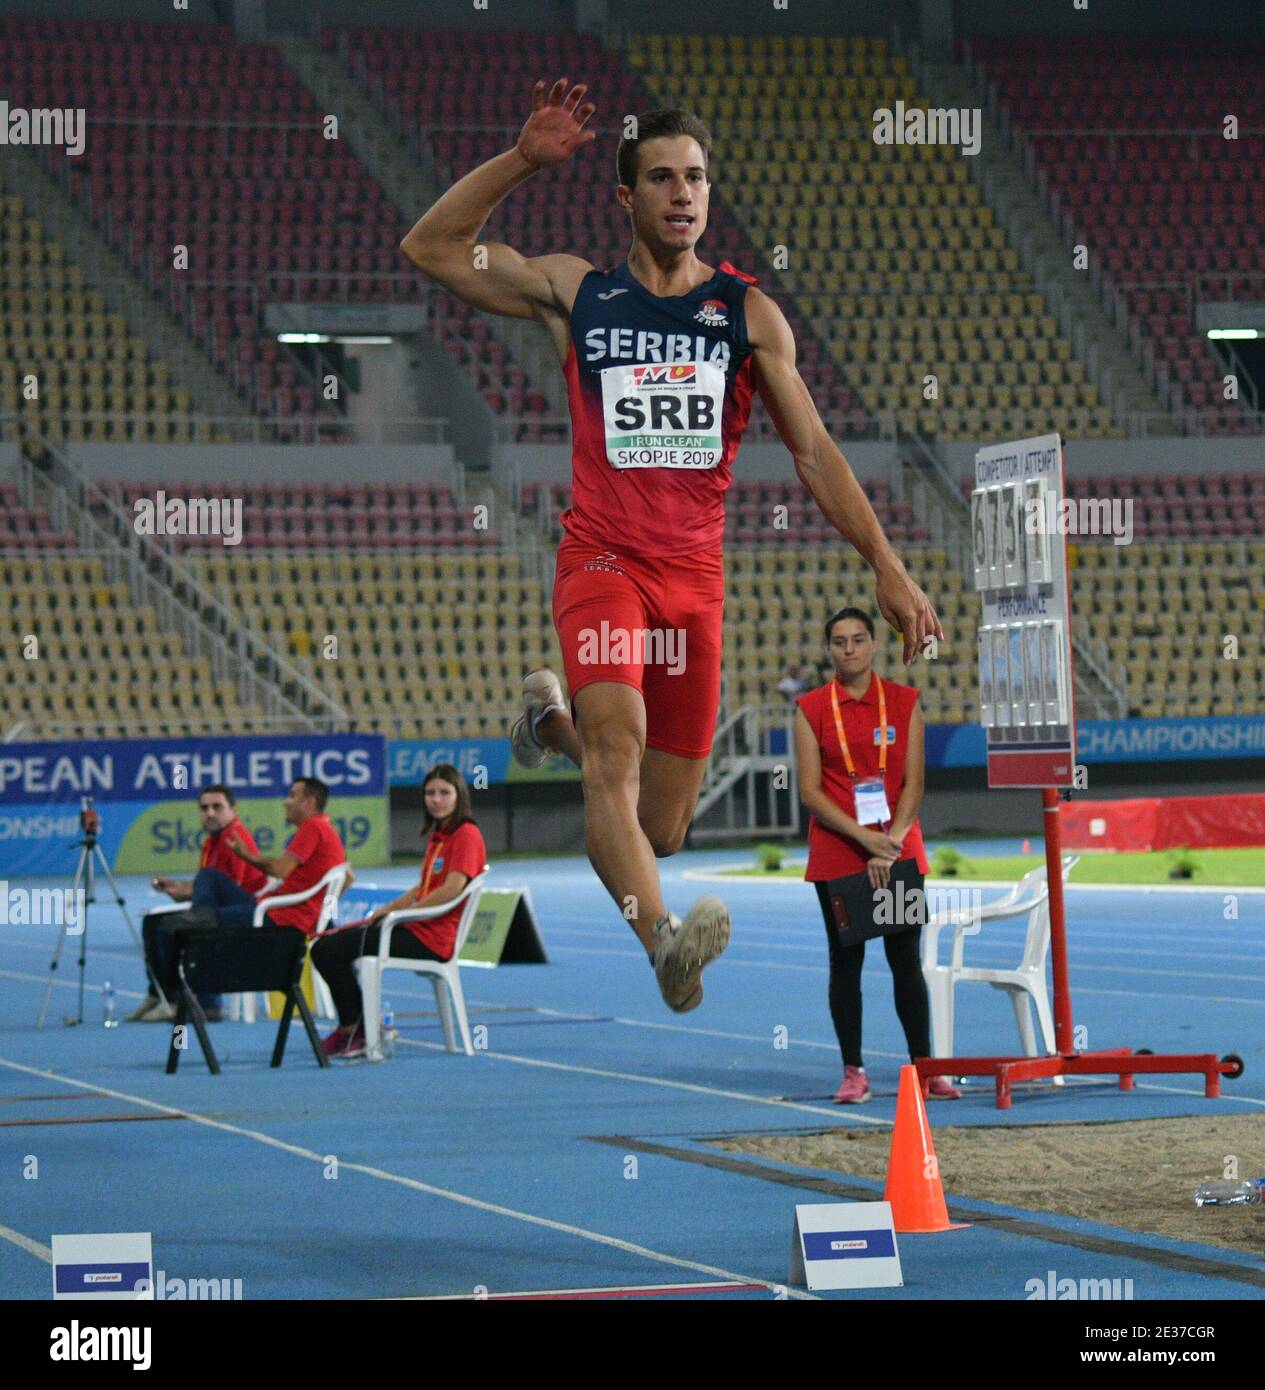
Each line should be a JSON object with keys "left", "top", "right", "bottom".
{"left": 312, "top": 763, "right": 486, "bottom": 1059}
{"left": 226, "top": 776, "right": 349, "bottom": 936}
{"left": 132, "top": 783, "right": 268, "bottom": 1022}
{"left": 141, "top": 777, "right": 348, "bottom": 1018}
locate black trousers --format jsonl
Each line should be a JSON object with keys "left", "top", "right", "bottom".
{"left": 142, "top": 908, "right": 282, "bottom": 1001}
{"left": 311, "top": 922, "right": 446, "bottom": 1029}
{"left": 814, "top": 880, "right": 932, "bottom": 1071}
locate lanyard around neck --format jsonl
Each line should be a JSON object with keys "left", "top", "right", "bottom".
{"left": 419, "top": 833, "right": 444, "bottom": 897}
{"left": 829, "top": 675, "right": 887, "bottom": 779}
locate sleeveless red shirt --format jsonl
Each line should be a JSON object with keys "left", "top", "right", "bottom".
{"left": 797, "top": 673, "right": 928, "bottom": 880}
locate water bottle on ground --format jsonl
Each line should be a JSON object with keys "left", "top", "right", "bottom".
{"left": 380, "top": 1002, "right": 396, "bottom": 1060}
{"left": 1193, "top": 1178, "right": 1265, "bottom": 1207}
{"left": 102, "top": 981, "right": 118, "bottom": 1029}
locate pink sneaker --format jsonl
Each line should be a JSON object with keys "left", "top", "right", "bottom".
{"left": 834, "top": 1065, "right": 871, "bottom": 1104}
{"left": 923, "top": 1075, "right": 961, "bottom": 1100}
{"left": 322, "top": 1025, "right": 366, "bottom": 1058}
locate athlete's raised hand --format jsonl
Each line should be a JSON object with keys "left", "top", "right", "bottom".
{"left": 874, "top": 557, "right": 944, "bottom": 666}
{"left": 516, "top": 78, "right": 597, "bottom": 169}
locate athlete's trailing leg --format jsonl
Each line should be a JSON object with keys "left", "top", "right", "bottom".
{"left": 574, "top": 682, "right": 728, "bottom": 1012}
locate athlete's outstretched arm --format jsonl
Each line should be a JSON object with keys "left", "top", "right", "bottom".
{"left": 399, "top": 78, "right": 595, "bottom": 319}
{"left": 747, "top": 287, "right": 943, "bottom": 665}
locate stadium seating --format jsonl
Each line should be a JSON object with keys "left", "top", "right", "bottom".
{"left": 521, "top": 479, "right": 928, "bottom": 546}
{"left": 3, "top": 20, "right": 1259, "bottom": 744}
{"left": 962, "top": 471, "right": 1265, "bottom": 540}
{"left": 332, "top": 25, "right": 869, "bottom": 443}
{"left": 0, "top": 480, "right": 76, "bottom": 549}
{"left": 1069, "top": 537, "right": 1265, "bottom": 717}
{"left": 0, "top": 176, "right": 198, "bottom": 456}
{"left": 626, "top": 33, "right": 1119, "bottom": 442}
{"left": 970, "top": 33, "right": 1265, "bottom": 433}
{"left": 1, "top": 555, "right": 254, "bottom": 737}
{"left": 187, "top": 550, "right": 561, "bottom": 739}
{"left": 93, "top": 481, "right": 496, "bottom": 551}
{"left": 0, "top": 17, "right": 393, "bottom": 429}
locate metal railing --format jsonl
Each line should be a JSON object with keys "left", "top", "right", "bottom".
{"left": 693, "top": 703, "right": 800, "bottom": 841}
{"left": 1123, "top": 409, "right": 1265, "bottom": 437}
{"left": 1018, "top": 126, "right": 1265, "bottom": 168}
{"left": 0, "top": 709, "right": 524, "bottom": 744}
{"left": 43, "top": 111, "right": 342, "bottom": 154}
{"left": 32, "top": 413, "right": 451, "bottom": 445}
{"left": 990, "top": 114, "right": 1265, "bottom": 426}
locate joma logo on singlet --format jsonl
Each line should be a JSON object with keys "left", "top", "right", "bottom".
{"left": 584, "top": 328, "right": 730, "bottom": 370}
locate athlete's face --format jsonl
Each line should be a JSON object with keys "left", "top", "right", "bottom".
{"left": 621, "top": 136, "right": 709, "bottom": 253}
{"left": 827, "top": 620, "right": 876, "bottom": 682}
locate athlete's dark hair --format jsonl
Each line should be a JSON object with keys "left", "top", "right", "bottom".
{"left": 420, "top": 763, "right": 476, "bottom": 835}
{"left": 293, "top": 777, "right": 329, "bottom": 811}
{"left": 824, "top": 607, "right": 876, "bottom": 643}
{"left": 197, "top": 784, "right": 236, "bottom": 807}
{"left": 617, "top": 109, "right": 712, "bottom": 188}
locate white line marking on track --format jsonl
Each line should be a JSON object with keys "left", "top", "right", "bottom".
{"left": 396, "top": 1036, "right": 891, "bottom": 1124}
{"left": 0, "top": 1056, "right": 817, "bottom": 1298}
{"left": 1135, "top": 1082, "right": 1265, "bottom": 1109}
{"left": 0, "top": 1223, "right": 51, "bottom": 1263}
{"left": 542, "top": 943, "right": 830, "bottom": 973}
{"left": 0, "top": 967, "right": 146, "bottom": 1000}
{"left": 402, "top": 1279, "right": 766, "bottom": 1300}
{"left": 543, "top": 927, "right": 1265, "bottom": 969}
{"left": 540, "top": 943, "right": 1265, "bottom": 1000}
{"left": 533, "top": 1005, "right": 916, "bottom": 1062}
{"left": 1070, "top": 985, "right": 1265, "bottom": 1007}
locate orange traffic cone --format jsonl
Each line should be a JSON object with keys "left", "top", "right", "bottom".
{"left": 884, "top": 1065, "right": 968, "bottom": 1233}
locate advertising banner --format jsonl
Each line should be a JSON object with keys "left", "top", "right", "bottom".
{"left": 0, "top": 734, "right": 387, "bottom": 877}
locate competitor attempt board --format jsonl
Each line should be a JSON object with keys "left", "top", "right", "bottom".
{"left": 970, "top": 433, "right": 1077, "bottom": 787}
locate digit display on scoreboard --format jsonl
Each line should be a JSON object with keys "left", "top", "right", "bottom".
{"left": 971, "top": 433, "right": 1077, "bottom": 787}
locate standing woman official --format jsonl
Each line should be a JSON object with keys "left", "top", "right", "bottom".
{"left": 794, "top": 608, "right": 958, "bottom": 1104}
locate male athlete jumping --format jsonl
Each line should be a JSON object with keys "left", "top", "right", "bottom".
{"left": 401, "top": 79, "right": 942, "bottom": 1014}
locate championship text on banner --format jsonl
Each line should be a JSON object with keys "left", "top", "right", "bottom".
{"left": 0, "top": 734, "right": 387, "bottom": 876}
{"left": 925, "top": 714, "right": 1265, "bottom": 769}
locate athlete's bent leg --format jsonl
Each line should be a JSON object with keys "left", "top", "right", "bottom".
{"left": 534, "top": 705, "right": 708, "bottom": 857}
{"left": 637, "top": 747, "right": 707, "bottom": 857}
{"left": 573, "top": 681, "right": 663, "bottom": 955}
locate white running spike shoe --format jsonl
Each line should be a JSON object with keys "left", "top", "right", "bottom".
{"left": 652, "top": 896, "right": 731, "bottom": 1013}
{"left": 510, "top": 669, "right": 567, "bottom": 769}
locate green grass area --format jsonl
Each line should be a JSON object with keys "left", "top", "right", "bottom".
{"left": 723, "top": 848, "right": 1265, "bottom": 887}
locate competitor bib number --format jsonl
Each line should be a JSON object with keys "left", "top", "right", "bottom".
{"left": 600, "top": 361, "right": 725, "bottom": 470}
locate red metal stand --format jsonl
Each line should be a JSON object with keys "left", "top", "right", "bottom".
{"left": 917, "top": 789, "right": 1243, "bottom": 1110}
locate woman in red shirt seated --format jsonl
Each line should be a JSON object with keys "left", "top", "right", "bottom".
{"left": 794, "top": 607, "right": 957, "bottom": 1105}
{"left": 312, "top": 764, "right": 487, "bottom": 1058}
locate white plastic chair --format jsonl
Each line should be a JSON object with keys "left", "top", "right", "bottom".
{"left": 922, "top": 856, "right": 1080, "bottom": 1064}
{"left": 357, "top": 870, "right": 489, "bottom": 1059}
{"left": 232, "top": 863, "right": 351, "bottom": 1023}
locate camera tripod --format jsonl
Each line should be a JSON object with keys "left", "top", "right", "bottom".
{"left": 37, "top": 811, "right": 160, "bottom": 1028}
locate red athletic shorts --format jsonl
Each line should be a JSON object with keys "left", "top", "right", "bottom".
{"left": 552, "top": 535, "right": 725, "bottom": 759}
